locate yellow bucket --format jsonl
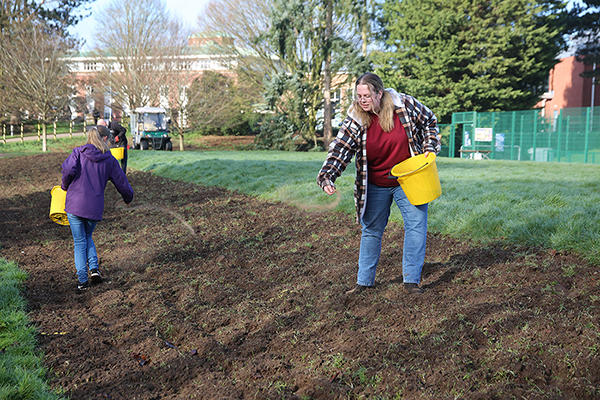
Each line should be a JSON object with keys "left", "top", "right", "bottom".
{"left": 390, "top": 153, "right": 442, "bottom": 205}
{"left": 49, "top": 186, "right": 69, "bottom": 226}
{"left": 110, "top": 147, "right": 124, "bottom": 160}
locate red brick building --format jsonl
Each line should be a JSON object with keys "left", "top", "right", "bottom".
{"left": 536, "top": 56, "right": 600, "bottom": 119}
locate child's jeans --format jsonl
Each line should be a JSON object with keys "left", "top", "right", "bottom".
{"left": 67, "top": 213, "right": 99, "bottom": 284}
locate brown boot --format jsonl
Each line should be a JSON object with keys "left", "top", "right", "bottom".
{"left": 345, "top": 284, "right": 370, "bottom": 295}
{"left": 404, "top": 283, "right": 424, "bottom": 294}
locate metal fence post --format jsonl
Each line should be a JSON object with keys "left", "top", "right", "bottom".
{"left": 510, "top": 111, "right": 516, "bottom": 160}
{"left": 519, "top": 115, "right": 524, "bottom": 161}
{"left": 491, "top": 112, "right": 496, "bottom": 159}
{"left": 556, "top": 109, "right": 563, "bottom": 162}
{"left": 584, "top": 107, "right": 591, "bottom": 163}
{"left": 532, "top": 112, "right": 538, "bottom": 161}
{"left": 473, "top": 112, "right": 478, "bottom": 153}
{"left": 565, "top": 116, "right": 570, "bottom": 161}
{"left": 449, "top": 124, "right": 455, "bottom": 158}
{"left": 450, "top": 113, "right": 457, "bottom": 158}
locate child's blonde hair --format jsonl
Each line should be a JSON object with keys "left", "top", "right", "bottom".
{"left": 352, "top": 73, "right": 395, "bottom": 132}
{"left": 86, "top": 127, "right": 110, "bottom": 153}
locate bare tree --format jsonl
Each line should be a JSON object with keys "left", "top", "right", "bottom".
{"left": 0, "top": 23, "right": 73, "bottom": 151}
{"left": 197, "top": 0, "right": 277, "bottom": 85}
{"left": 91, "top": 0, "right": 189, "bottom": 114}
{"left": 0, "top": 0, "right": 89, "bottom": 125}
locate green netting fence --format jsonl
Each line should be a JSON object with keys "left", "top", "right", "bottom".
{"left": 446, "top": 106, "right": 600, "bottom": 164}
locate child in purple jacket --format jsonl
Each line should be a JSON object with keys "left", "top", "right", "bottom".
{"left": 61, "top": 126, "right": 134, "bottom": 291}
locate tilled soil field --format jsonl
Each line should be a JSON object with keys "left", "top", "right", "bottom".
{"left": 0, "top": 152, "right": 598, "bottom": 400}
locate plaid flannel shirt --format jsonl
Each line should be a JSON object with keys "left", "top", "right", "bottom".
{"left": 317, "top": 90, "right": 441, "bottom": 223}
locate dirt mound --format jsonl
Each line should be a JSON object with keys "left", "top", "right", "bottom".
{"left": 0, "top": 152, "right": 598, "bottom": 399}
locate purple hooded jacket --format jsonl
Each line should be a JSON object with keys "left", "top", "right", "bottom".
{"left": 61, "top": 144, "right": 134, "bottom": 221}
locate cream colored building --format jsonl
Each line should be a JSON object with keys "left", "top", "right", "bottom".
{"left": 66, "top": 32, "right": 236, "bottom": 122}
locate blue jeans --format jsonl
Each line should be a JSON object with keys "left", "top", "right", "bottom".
{"left": 357, "top": 183, "right": 428, "bottom": 286}
{"left": 67, "top": 213, "right": 99, "bottom": 283}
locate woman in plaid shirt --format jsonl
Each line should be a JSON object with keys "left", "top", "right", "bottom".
{"left": 317, "top": 73, "right": 440, "bottom": 295}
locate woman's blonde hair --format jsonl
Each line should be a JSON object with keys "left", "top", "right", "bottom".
{"left": 86, "top": 127, "right": 110, "bottom": 153}
{"left": 352, "top": 73, "right": 395, "bottom": 132}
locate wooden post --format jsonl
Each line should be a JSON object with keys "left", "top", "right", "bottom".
{"left": 42, "top": 123, "right": 47, "bottom": 152}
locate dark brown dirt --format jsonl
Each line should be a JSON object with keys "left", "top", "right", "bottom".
{"left": 0, "top": 151, "right": 598, "bottom": 400}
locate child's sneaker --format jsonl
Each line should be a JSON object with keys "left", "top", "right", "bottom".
{"left": 77, "top": 281, "right": 90, "bottom": 291}
{"left": 90, "top": 269, "right": 102, "bottom": 284}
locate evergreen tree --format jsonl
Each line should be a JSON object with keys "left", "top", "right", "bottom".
{"left": 0, "top": 0, "right": 91, "bottom": 122}
{"left": 570, "top": 0, "right": 600, "bottom": 78}
{"left": 263, "top": 0, "right": 368, "bottom": 149}
{"left": 375, "top": 0, "right": 566, "bottom": 122}
{"left": 0, "top": 0, "right": 91, "bottom": 38}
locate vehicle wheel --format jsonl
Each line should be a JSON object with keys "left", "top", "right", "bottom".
{"left": 140, "top": 140, "right": 149, "bottom": 150}
{"left": 165, "top": 141, "right": 173, "bottom": 151}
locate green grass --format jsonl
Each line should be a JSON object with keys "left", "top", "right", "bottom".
{"left": 0, "top": 137, "right": 86, "bottom": 156}
{"left": 0, "top": 258, "right": 65, "bottom": 400}
{"left": 128, "top": 151, "right": 600, "bottom": 264}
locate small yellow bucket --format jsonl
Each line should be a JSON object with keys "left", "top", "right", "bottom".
{"left": 110, "top": 147, "right": 124, "bottom": 160}
{"left": 390, "top": 153, "right": 442, "bottom": 205}
{"left": 49, "top": 186, "right": 69, "bottom": 226}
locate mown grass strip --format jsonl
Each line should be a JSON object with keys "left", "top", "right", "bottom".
{"left": 128, "top": 151, "right": 600, "bottom": 264}
{"left": 0, "top": 137, "right": 86, "bottom": 156}
{"left": 0, "top": 258, "right": 65, "bottom": 400}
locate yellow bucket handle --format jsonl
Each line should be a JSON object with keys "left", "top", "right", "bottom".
{"left": 390, "top": 161, "right": 430, "bottom": 179}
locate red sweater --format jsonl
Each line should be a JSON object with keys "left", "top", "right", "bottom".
{"left": 366, "top": 114, "right": 410, "bottom": 187}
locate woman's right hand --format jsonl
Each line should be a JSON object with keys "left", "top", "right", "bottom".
{"left": 323, "top": 185, "right": 336, "bottom": 196}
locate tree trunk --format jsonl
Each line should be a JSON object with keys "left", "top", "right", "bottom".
{"left": 179, "top": 133, "right": 184, "bottom": 151}
{"left": 323, "top": 0, "right": 334, "bottom": 148}
{"left": 359, "top": 0, "right": 369, "bottom": 57}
